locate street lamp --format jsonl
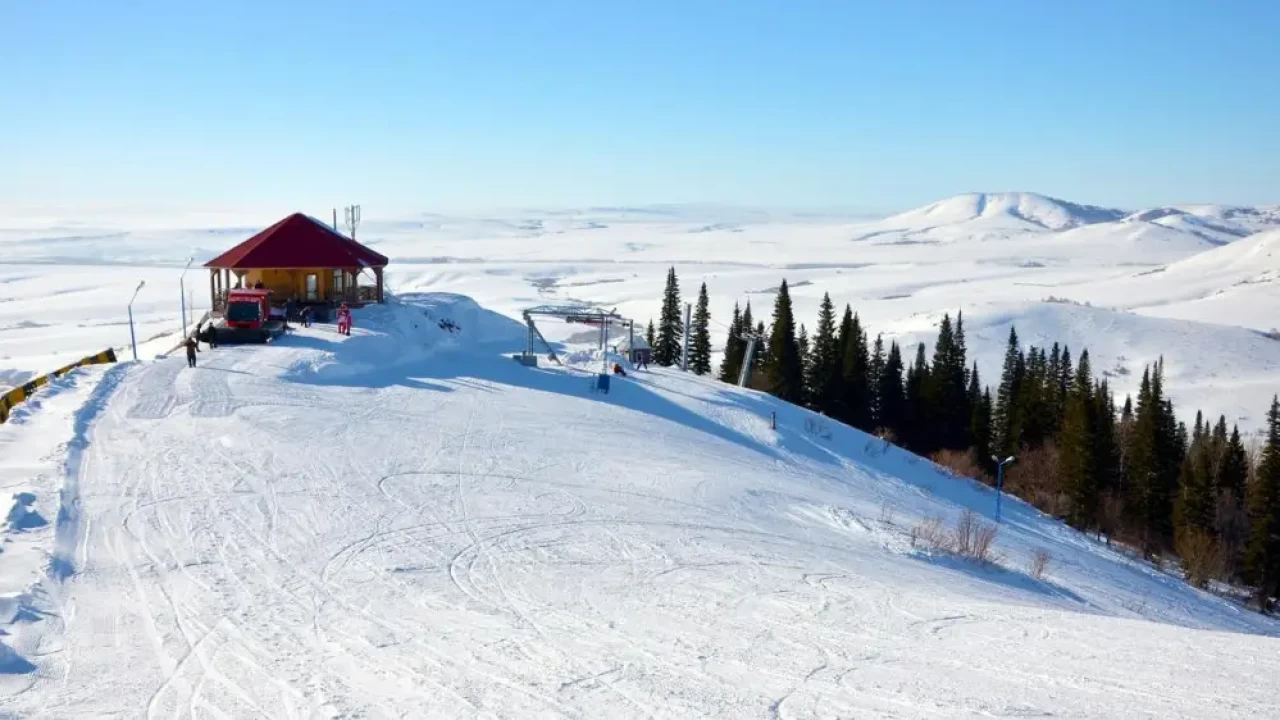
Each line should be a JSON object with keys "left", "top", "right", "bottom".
{"left": 128, "top": 280, "right": 146, "bottom": 361}
{"left": 179, "top": 257, "right": 194, "bottom": 338}
{"left": 991, "top": 454, "right": 1016, "bottom": 523}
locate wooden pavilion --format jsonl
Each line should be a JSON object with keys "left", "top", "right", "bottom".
{"left": 205, "top": 213, "right": 389, "bottom": 313}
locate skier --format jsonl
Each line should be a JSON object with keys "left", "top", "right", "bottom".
{"left": 612, "top": 362, "right": 628, "bottom": 377}
{"left": 184, "top": 334, "right": 200, "bottom": 368}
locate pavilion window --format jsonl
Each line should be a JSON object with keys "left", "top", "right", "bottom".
{"left": 305, "top": 273, "right": 318, "bottom": 301}
{"left": 333, "top": 269, "right": 344, "bottom": 297}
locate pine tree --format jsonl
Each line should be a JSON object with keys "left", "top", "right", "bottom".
{"left": 868, "top": 335, "right": 886, "bottom": 427}
{"left": 765, "top": 280, "right": 804, "bottom": 403}
{"left": 1176, "top": 429, "right": 1217, "bottom": 538}
{"left": 1020, "top": 347, "right": 1051, "bottom": 447}
{"left": 968, "top": 365, "right": 992, "bottom": 468}
{"left": 993, "top": 327, "right": 1025, "bottom": 457}
{"left": 834, "top": 307, "right": 854, "bottom": 419}
{"left": 1126, "top": 368, "right": 1159, "bottom": 553}
{"left": 1092, "top": 380, "right": 1121, "bottom": 499}
{"left": 797, "top": 324, "right": 812, "bottom": 401}
{"left": 689, "top": 282, "right": 712, "bottom": 375}
{"left": 719, "top": 303, "right": 744, "bottom": 383}
{"left": 1152, "top": 361, "right": 1183, "bottom": 550}
{"left": 654, "top": 268, "right": 683, "bottom": 366}
{"left": 878, "top": 342, "right": 906, "bottom": 437}
{"left": 929, "top": 313, "right": 969, "bottom": 450}
{"left": 1244, "top": 396, "right": 1280, "bottom": 610}
{"left": 645, "top": 319, "right": 656, "bottom": 349}
{"left": 840, "top": 310, "right": 872, "bottom": 431}
{"left": 1218, "top": 425, "right": 1249, "bottom": 503}
{"left": 1127, "top": 363, "right": 1181, "bottom": 554}
{"left": 1059, "top": 350, "right": 1097, "bottom": 530}
{"left": 1047, "top": 343, "right": 1064, "bottom": 434}
{"left": 903, "top": 343, "right": 932, "bottom": 450}
{"left": 806, "top": 294, "right": 841, "bottom": 415}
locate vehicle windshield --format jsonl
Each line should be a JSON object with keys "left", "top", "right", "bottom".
{"left": 226, "top": 301, "right": 260, "bottom": 322}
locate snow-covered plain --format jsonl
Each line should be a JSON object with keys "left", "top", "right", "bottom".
{"left": 3, "top": 192, "right": 1280, "bottom": 717}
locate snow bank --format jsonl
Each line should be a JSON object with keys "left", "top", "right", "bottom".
{"left": 279, "top": 292, "right": 526, "bottom": 384}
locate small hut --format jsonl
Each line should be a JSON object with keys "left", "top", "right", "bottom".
{"left": 614, "top": 333, "right": 652, "bottom": 366}
{"left": 205, "top": 213, "right": 389, "bottom": 314}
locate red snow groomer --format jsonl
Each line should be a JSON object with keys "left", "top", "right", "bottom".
{"left": 224, "top": 288, "right": 272, "bottom": 329}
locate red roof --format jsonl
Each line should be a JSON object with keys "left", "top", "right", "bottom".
{"left": 204, "top": 213, "right": 389, "bottom": 269}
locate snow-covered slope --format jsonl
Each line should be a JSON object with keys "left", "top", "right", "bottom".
{"left": 2, "top": 295, "right": 1278, "bottom": 718}
{"left": 899, "top": 301, "right": 1280, "bottom": 427}
{"left": 1065, "top": 228, "right": 1280, "bottom": 333}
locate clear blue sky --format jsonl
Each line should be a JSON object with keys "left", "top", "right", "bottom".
{"left": 5, "top": 0, "right": 1279, "bottom": 215}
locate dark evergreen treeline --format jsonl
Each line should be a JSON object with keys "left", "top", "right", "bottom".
{"left": 650, "top": 267, "right": 1280, "bottom": 610}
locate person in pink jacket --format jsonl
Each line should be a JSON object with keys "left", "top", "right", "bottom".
{"left": 336, "top": 303, "right": 352, "bottom": 336}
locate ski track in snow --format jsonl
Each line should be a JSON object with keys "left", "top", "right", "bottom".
{"left": 0, "top": 294, "right": 1277, "bottom": 718}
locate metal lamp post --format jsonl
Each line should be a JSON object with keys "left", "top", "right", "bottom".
{"left": 179, "top": 257, "right": 194, "bottom": 338}
{"left": 991, "top": 454, "right": 1016, "bottom": 522}
{"left": 128, "top": 280, "right": 146, "bottom": 361}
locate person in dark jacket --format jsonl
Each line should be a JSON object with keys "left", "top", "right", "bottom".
{"left": 184, "top": 335, "right": 200, "bottom": 368}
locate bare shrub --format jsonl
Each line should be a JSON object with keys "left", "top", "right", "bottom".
{"left": 1029, "top": 549, "right": 1052, "bottom": 580}
{"left": 1175, "top": 529, "right": 1225, "bottom": 589}
{"left": 1003, "top": 443, "right": 1063, "bottom": 516}
{"left": 930, "top": 449, "right": 989, "bottom": 484}
{"left": 910, "top": 515, "right": 950, "bottom": 552}
{"left": 953, "top": 510, "right": 999, "bottom": 563}
{"left": 879, "top": 501, "right": 895, "bottom": 526}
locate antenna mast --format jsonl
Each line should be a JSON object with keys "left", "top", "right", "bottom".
{"left": 344, "top": 204, "right": 362, "bottom": 239}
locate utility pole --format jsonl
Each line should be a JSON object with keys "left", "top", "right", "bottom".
{"left": 628, "top": 320, "right": 635, "bottom": 364}
{"left": 738, "top": 336, "right": 758, "bottom": 387}
{"left": 680, "top": 302, "right": 692, "bottom": 371}
{"left": 179, "top": 257, "right": 193, "bottom": 339}
{"left": 991, "top": 455, "right": 1016, "bottom": 522}
{"left": 333, "top": 208, "right": 338, "bottom": 231}
{"left": 128, "top": 280, "right": 146, "bottom": 362}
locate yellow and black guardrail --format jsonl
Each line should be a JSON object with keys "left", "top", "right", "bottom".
{"left": 0, "top": 349, "right": 117, "bottom": 425}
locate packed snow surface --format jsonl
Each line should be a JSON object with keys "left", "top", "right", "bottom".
{"left": 1, "top": 293, "right": 1278, "bottom": 718}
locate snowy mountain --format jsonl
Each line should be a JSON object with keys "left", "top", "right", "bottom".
{"left": 3, "top": 294, "right": 1279, "bottom": 717}
{"left": 878, "top": 192, "right": 1126, "bottom": 231}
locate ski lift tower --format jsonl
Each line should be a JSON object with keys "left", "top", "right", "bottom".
{"left": 519, "top": 304, "right": 625, "bottom": 374}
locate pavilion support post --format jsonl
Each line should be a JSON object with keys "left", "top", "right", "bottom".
{"left": 375, "top": 267, "right": 384, "bottom": 303}
{"left": 210, "top": 269, "right": 217, "bottom": 312}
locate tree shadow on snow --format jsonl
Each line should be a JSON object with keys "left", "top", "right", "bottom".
{"left": 913, "top": 551, "right": 1088, "bottom": 606}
